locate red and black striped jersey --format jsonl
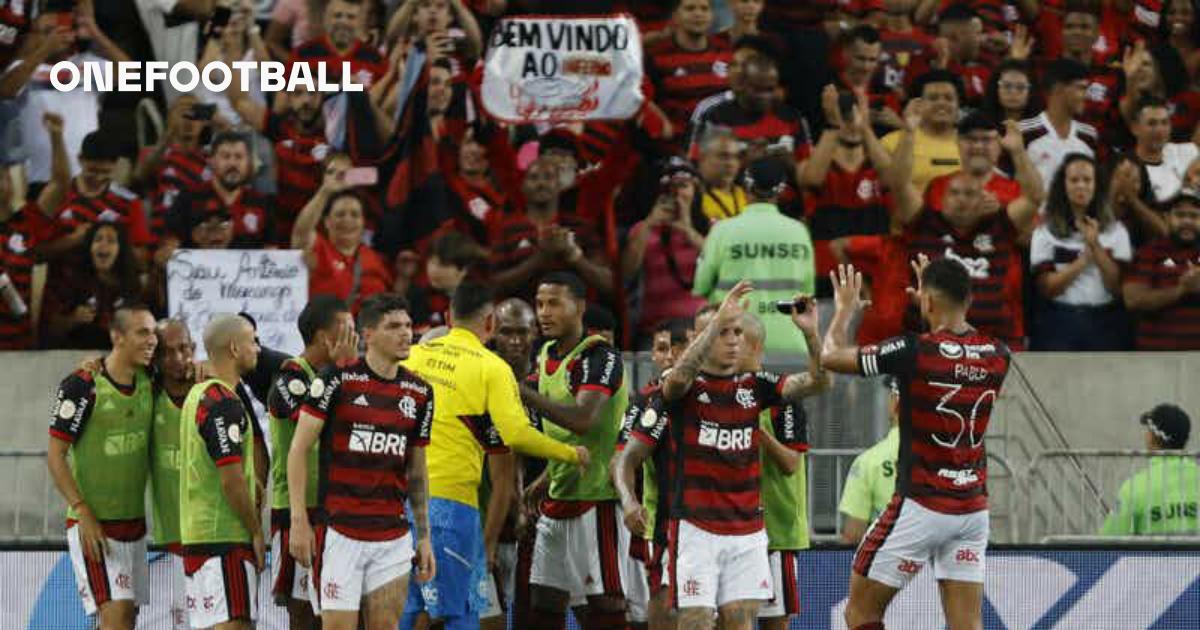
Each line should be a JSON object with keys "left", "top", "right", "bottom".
{"left": 56, "top": 183, "right": 154, "bottom": 246}
{"left": 689, "top": 100, "right": 812, "bottom": 165}
{"left": 644, "top": 34, "right": 733, "bottom": 133}
{"left": 876, "top": 27, "right": 936, "bottom": 94}
{"left": 0, "top": 203, "right": 59, "bottom": 349}
{"left": 858, "top": 330, "right": 1011, "bottom": 514}
{"left": 287, "top": 36, "right": 387, "bottom": 89}
{"left": 302, "top": 359, "right": 433, "bottom": 541}
{"left": 264, "top": 111, "right": 330, "bottom": 245}
{"left": 904, "top": 208, "right": 1024, "bottom": 346}
{"left": 488, "top": 212, "right": 603, "bottom": 299}
{"left": 635, "top": 371, "right": 786, "bottom": 536}
{"left": 0, "top": 0, "right": 35, "bottom": 68}
{"left": 1127, "top": 238, "right": 1200, "bottom": 351}
{"left": 621, "top": 386, "right": 674, "bottom": 546}
{"left": 193, "top": 382, "right": 249, "bottom": 468}
{"left": 805, "top": 162, "right": 891, "bottom": 279}
{"left": 138, "top": 145, "right": 210, "bottom": 238}
{"left": 167, "top": 184, "right": 273, "bottom": 248}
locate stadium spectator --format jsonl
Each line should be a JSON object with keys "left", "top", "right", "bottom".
{"left": 1159, "top": 0, "right": 1200, "bottom": 78}
{"left": 622, "top": 159, "right": 708, "bottom": 344}
{"left": 833, "top": 25, "right": 899, "bottom": 133}
{"left": 981, "top": 59, "right": 1039, "bottom": 126}
{"left": 1101, "top": 404, "right": 1199, "bottom": 536}
{"left": 722, "top": 0, "right": 765, "bottom": 42}
{"left": 13, "top": 3, "right": 130, "bottom": 187}
{"left": 0, "top": 2, "right": 66, "bottom": 165}
{"left": 1040, "top": 1, "right": 1122, "bottom": 142}
{"left": 688, "top": 34, "right": 781, "bottom": 147}
{"left": 406, "top": 230, "right": 488, "bottom": 334}
{"left": 289, "top": 0, "right": 387, "bottom": 88}
{"left": 47, "top": 131, "right": 154, "bottom": 258}
{"left": 880, "top": 70, "right": 963, "bottom": 193}
{"left": 1109, "top": 153, "right": 1168, "bottom": 243}
{"left": 132, "top": 96, "right": 212, "bottom": 239}
{"left": 1130, "top": 96, "right": 1200, "bottom": 203}
{"left": 1030, "top": 153, "right": 1132, "bottom": 351}
{"left": 167, "top": 130, "right": 272, "bottom": 248}
{"left": 179, "top": 314, "right": 263, "bottom": 629}
{"left": 874, "top": 0, "right": 935, "bottom": 98}
{"left": 688, "top": 53, "right": 812, "bottom": 188}
{"left": 923, "top": 112, "right": 1044, "bottom": 213}
{"left": 0, "top": 111, "right": 68, "bottom": 349}
{"left": 132, "top": 0, "right": 214, "bottom": 105}
{"left": 385, "top": 0, "right": 484, "bottom": 65}
{"left": 1124, "top": 189, "right": 1200, "bottom": 351}
{"left": 229, "top": 82, "right": 330, "bottom": 244}
{"left": 195, "top": 3, "right": 271, "bottom": 127}
{"left": 740, "top": 311, "right": 813, "bottom": 630}
{"left": 1022, "top": 58, "right": 1098, "bottom": 194}
{"left": 292, "top": 171, "right": 394, "bottom": 312}
{"left": 883, "top": 113, "right": 1038, "bottom": 348}
{"left": 696, "top": 127, "right": 748, "bottom": 222}
{"left": 931, "top": 3, "right": 992, "bottom": 107}
{"left": 43, "top": 222, "right": 145, "bottom": 350}
{"left": 695, "top": 156, "right": 815, "bottom": 360}
{"left": 47, "top": 304, "right": 157, "bottom": 630}
{"left": 644, "top": 0, "right": 732, "bottom": 143}
{"left": 488, "top": 158, "right": 613, "bottom": 300}
{"left": 800, "top": 88, "right": 894, "bottom": 293}
{"left": 838, "top": 377, "right": 900, "bottom": 546}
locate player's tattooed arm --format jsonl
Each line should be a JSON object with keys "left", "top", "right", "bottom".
{"left": 407, "top": 445, "right": 431, "bottom": 540}
{"left": 783, "top": 296, "right": 831, "bottom": 401}
{"left": 663, "top": 280, "right": 754, "bottom": 401}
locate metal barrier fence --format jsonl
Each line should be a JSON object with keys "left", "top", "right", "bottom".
{"left": 0, "top": 449, "right": 65, "bottom": 544}
{"left": 1025, "top": 450, "right": 1200, "bottom": 543}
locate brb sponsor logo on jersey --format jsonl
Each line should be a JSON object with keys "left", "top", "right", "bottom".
{"left": 697, "top": 419, "right": 753, "bottom": 451}
{"left": 348, "top": 423, "right": 407, "bottom": 456}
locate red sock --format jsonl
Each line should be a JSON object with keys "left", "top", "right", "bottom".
{"left": 852, "top": 623, "right": 885, "bottom": 630}
{"left": 528, "top": 609, "right": 566, "bottom": 630}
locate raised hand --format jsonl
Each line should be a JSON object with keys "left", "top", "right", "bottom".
{"left": 716, "top": 280, "right": 753, "bottom": 326}
{"left": 831, "top": 264, "right": 866, "bottom": 313}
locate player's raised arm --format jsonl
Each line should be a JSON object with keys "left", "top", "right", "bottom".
{"left": 780, "top": 295, "right": 831, "bottom": 402}
{"left": 822, "top": 264, "right": 869, "bottom": 374}
{"left": 663, "top": 280, "right": 754, "bottom": 401}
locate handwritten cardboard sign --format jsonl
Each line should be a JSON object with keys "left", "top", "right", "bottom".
{"left": 482, "top": 15, "right": 644, "bottom": 123}
{"left": 167, "top": 249, "right": 308, "bottom": 359}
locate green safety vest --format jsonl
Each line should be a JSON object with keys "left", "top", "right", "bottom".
{"left": 180, "top": 379, "right": 257, "bottom": 546}
{"left": 67, "top": 369, "right": 153, "bottom": 524}
{"left": 150, "top": 389, "right": 183, "bottom": 545}
{"left": 839, "top": 426, "right": 899, "bottom": 523}
{"left": 269, "top": 358, "right": 320, "bottom": 511}
{"left": 693, "top": 202, "right": 815, "bottom": 358}
{"left": 759, "top": 409, "right": 810, "bottom": 550}
{"left": 1100, "top": 456, "right": 1200, "bottom": 536}
{"left": 537, "top": 336, "right": 627, "bottom": 502}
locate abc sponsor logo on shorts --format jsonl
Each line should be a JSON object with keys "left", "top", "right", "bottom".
{"left": 955, "top": 549, "right": 981, "bottom": 564}
{"left": 897, "top": 559, "right": 923, "bottom": 575}
{"left": 697, "top": 420, "right": 753, "bottom": 451}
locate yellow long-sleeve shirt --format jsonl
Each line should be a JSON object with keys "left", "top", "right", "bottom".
{"left": 402, "top": 327, "right": 579, "bottom": 507}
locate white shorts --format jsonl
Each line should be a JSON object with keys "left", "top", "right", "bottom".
{"left": 853, "top": 496, "right": 989, "bottom": 588}
{"left": 271, "top": 527, "right": 311, "bottom": 603}
{"left": 481, "top": 542, "right": 518, "bottom": 619}
{"left": 530, "top": 502, "right": 631, "bottom": 605}
{"left": 758, "top": 550, "right": 802, "bottom": 619}
{"left": 668, "top": 519, "right": 771, "bottom": 610}
{"left": 310, "top": 525, "right": 414, "bottom": 612}
{"left": 66, "top": 525, "right": 148, "bottom": 616}
{"left": 184, "top": 550, "right": 259, "bottom": 628}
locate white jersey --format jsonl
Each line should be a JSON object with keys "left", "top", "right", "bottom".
{"left": 1021, "top": 112, "right": 1099, "bottom": 192}
{"left": 1142, "top": 142, "right": 1200, "bottom": 203}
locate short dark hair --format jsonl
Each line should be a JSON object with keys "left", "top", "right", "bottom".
{"left": 80, "top": 130, "right": 121, "bottom": 161}
{"left": 430, "top": 231, "right": 488, "bottom": 270}
{"left": 539, "top": 271, "right": 587, "bottom": 300}
{"left": 1061, "top": 0, "right": 1101, "bottom": 18}
{"left": 584, "top": 304, "right": 616, "bottom": 332}
{"left": 911, "top": 69, "right": 964, "bottom": 102}
{"left": 957, "top": 111, "right": 999, "bottom": 136}
{"left": 1132, "top": 95, "right": 1171, "bottom": 122}
{"left": 357, "top": 293, "right": 409, "bottom": 330}
{"left": 939, "top": 2, "right": 978, "bottom": 23}
{"left": 921, "top": 258, "right": 972, "bottom": 306}
{"left": 845, "top": 24, "right": 880, "bottom": 46}
{"left": 323, "top": 189, "right": 366, "bottom": 218}
{"left": 669, "top": 0, "right": 710, "bottom": 12}
{"left": 654, "top": 317, "right": 691, "bottom": 346}
{"left": 1043, "top": 59, "right": 1089, "bottom": 91}
{"left": 210, "top": 129, "right": 252, "bottom": 153}
{"left": 731, "top": 34, "right": 780, "bottom": 64}
{"left": 298, "top": 295, "right": 349, "bottom": 345}
{"left": 451, "top": 281, "right": 494, "bottom": 321}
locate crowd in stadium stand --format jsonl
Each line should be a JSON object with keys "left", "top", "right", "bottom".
{"left": 2, "top": 0, "right": 1200, "bottom": 354}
